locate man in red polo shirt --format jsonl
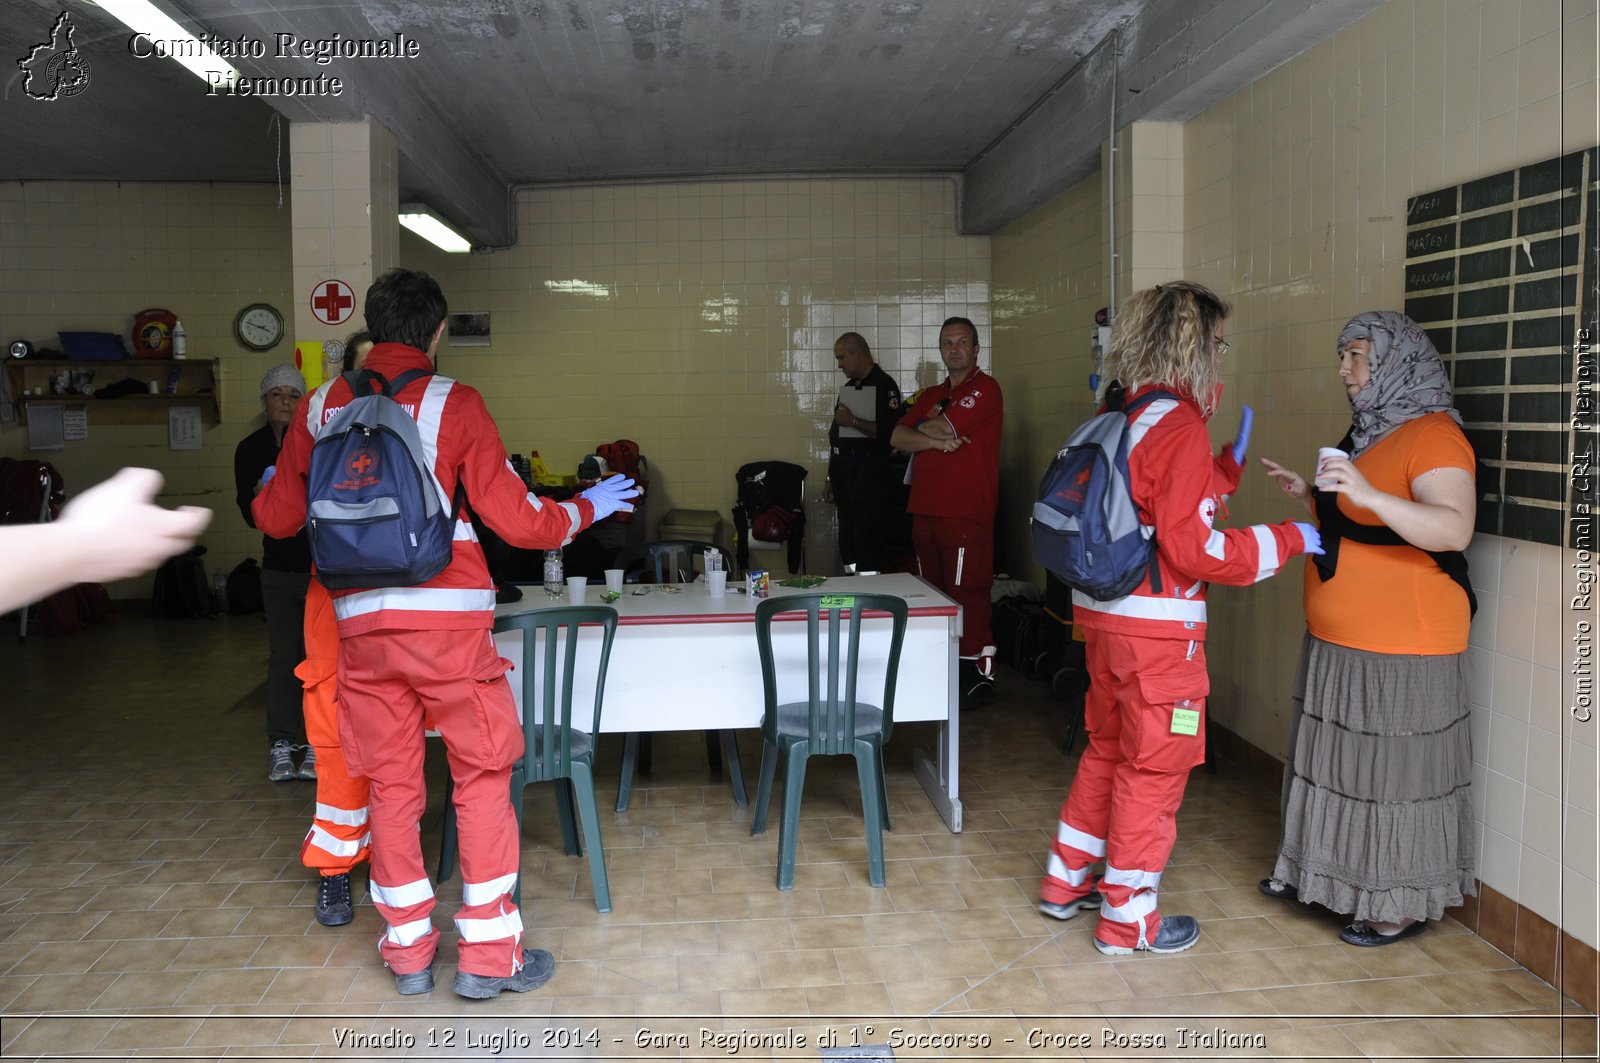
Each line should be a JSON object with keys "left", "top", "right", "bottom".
{"left": 891, "top": 317, "right": 1004, "bottom": 707}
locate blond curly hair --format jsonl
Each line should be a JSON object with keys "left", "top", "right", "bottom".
{"left": 1108, "top": 281, "right": 1230, "bottom": 416}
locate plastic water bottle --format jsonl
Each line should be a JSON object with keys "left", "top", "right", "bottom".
{"left": 543, "top": 549, "right": 564, "bottom": 598}
{"left": 171, "top": 320, "right": 187, "bottom": 359}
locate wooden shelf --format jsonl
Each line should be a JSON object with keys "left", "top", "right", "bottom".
{"left": 6, "top": 358, "right": 222, "bottom": 425}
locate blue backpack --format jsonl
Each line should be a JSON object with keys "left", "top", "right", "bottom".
{"left": 1030, "top": 386, "right": 1173, "bottom": 601}
{"left": 306, "top": 368, "right": 456, "bottom": 590}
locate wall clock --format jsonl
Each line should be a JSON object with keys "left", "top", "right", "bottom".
{"left": 234, "top": 303, "right": 284, "bottom": 351}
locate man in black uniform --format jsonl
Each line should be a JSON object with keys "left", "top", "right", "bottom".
{"left": 825, "top": 332, "right": 904, "bottom": 574}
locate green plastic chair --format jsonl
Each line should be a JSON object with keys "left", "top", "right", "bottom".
{"left": 749, "top": 591, "right": 908, "bottom": 890}
{"left": 613, "top": 539, "right": 746, "bottom": 813}
{"left": 439, "top": 605, "right": 618, "bottom": 912}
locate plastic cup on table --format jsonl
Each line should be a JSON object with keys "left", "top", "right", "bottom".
{"left": 706, "top": 570, "right": 727, "bottom": 597}
{"left": 604, "top": 568, "right": 625, "bottom": 593}
{"left": 566, "top": 576, "right": 588, "bottom": 604}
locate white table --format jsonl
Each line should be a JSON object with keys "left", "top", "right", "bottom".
{"left": 494, "top": 572, "right": 964, "bottom": 831}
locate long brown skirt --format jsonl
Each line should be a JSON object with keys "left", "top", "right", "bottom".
{"left": 1272, "top": 633, "right": 1476, "bottom": 925}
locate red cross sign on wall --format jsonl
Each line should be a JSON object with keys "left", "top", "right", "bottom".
{"left": 310, "top": 279, "right": 356, "bottom": 326}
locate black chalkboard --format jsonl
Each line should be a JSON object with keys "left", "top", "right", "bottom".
{"left": 1405, "top": 145, "right": 1596, "bottom": 549}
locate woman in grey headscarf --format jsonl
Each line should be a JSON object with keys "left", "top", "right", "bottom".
{"left": 1256, "top": 311, "right": 1478, "bottom": 946}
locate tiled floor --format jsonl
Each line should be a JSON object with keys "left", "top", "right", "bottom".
{"left": 0, "top": 613, "right": 1593, "bottom": 1060}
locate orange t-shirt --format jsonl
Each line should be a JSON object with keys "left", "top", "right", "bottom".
{"left": 1303, "top": 412, "right": 1475, "bottom": 655}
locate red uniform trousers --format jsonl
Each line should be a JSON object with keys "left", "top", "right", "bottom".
{"left": 297, "top": 580, "right": 371, "bottom": 877}
{"left": 1041, "top": 628, "right": 1208, "bottom": 950}
{"left": 338, "top": 626, "right": 525, "bottom": 978}
{"left": 911, "top": 514, "right": 994, "bottom": 658}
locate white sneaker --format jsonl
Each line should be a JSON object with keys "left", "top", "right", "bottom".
{"left": 978, "top": 645, "right": 997, "bottom": 680}
{"left": 268, "top": 740, "right": 295, "bottom": 782}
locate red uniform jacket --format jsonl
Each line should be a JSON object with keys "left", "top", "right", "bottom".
{"left": 253, "top": 343, "right": 594, "bottom": 637}
{"left": 1071, "top": 386, "right": 1309, "bottom": 640}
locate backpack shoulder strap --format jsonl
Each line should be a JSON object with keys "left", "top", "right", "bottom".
{"left": 342, "top": 367, "right": 434, "bottom": 397}
{"left": 1123, "top": 388, "right": 1179, "bottom": 415}
{"left": 386, "top": 368, "right": 435, "bottom": 394}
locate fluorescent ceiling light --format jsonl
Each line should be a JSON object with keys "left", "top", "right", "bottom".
{"left": 545, "top": 279, "right": 611, "bottom": 298}
{"left": 91, "top": 0, "right": 239, "bottom": 84}
{"left": 398, "top": 205, "right": 472, "bottom": 253}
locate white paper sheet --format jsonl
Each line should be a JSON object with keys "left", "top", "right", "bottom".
{"left": 168, "top": 406, "right": 202, "bottom": 450}
{"left": 27, "top": 404, "right": 64, "bottom": 451}
{"left": 835, "top": 384, "right": 877, "bottom": 439}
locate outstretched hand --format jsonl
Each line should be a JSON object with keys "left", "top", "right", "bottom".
{"left": 580, "top": 475, "right": 640, "bottom": 522}
{"left": 1260, "top": 457, "right": 1310, "bottom": 502}
{"left": 61, "top": 468, "right": 214, "bottom": 583}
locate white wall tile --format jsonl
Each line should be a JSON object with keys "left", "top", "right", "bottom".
{"left": 1564, "top": 808, "right": 1598, "bottom": 880}
{"left": 1520, "top": 787, "right": 1564, "bottom": 860}
{"left": 1480, "top": 823, "right": 1522, "bottom": 895}
{"left": 1519, "top": 849, "right": 1562, "bottom": 924}
{"left": 1569, "top": 743, "right": 1599, "bottom": 815}
{"left": 1484, "top": 768, "right": 1526, "bottom": 836}
{"left": 1501, "top": 540, "right": 1542, "bottom": 600}
{"left": 1561, "top": 868, "right": 1599, "bottom": 946}
{"left": 1490, "top": 708, "right": 1532, "bottom": 778}
{"left": 1490, "top": 654, "right": 1533, "bottom": 722}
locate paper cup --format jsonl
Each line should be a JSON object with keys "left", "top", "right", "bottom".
{"left": 1315, "top": 446, "right": 1349, "bottom": 488}
{"left": 604, "top": 568, "right": 624, "bottom": 593}
{"left": 566, "top": 576, "right": 587, "bottom": 604}
{"left": 706, "top": 570, "right": 727, "bottom": 597}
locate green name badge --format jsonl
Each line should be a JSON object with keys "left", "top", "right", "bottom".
{"left": 819, "top": 595, "right": 856, "bottom": 608}
{"left": 1170, "top": 706, "right": 1201, "bottom": 735}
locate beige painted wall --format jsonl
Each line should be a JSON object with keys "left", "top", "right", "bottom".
{"left": 990, "top": 173, "right": 1107, "bottom": 579}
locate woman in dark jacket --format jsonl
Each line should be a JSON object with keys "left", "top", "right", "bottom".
{"left": 234, "top": 364, "right": 312, "bottom": 782}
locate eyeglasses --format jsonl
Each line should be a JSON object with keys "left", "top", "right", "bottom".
{"left": 1213, "top": 337, "right": 1232, "bottom": 356}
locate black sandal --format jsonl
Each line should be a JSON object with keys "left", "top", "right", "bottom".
{"left": 1340, "top": 920, "right": 1425, "bottom": 947}
{"left": 1258, "top": 878, "right": 1298, "bottom": 901}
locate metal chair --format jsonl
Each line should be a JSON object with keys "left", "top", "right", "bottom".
{"left": 439, "top": 605, "right": 618, "bottom": 912}
{"left": 612, "top": 539, "right": 746, "bottom": 812}
{"left": 749, "top": 591, "right": 908, "bottom": 890}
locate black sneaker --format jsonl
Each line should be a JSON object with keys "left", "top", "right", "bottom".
{"left": 1093, "top": 914, "right": 1201, "bottom": 955}
{"left": 453, "top": 947, "right": 555, "bottom": 999}
{"left": 315, "top": 872, "right": 353, "bottom": 927}
{"left": 392, "top": 963, "right": 433, "bottom": 996}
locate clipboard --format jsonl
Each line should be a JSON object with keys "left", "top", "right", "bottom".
{"left": 836, "top": 384, "right": 876, "bottom": 439}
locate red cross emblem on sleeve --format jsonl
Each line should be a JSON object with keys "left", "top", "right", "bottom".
{"left": 310, "top": 279, "right": 356, "bottom": 326}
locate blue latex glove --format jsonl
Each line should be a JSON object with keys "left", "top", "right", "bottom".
{"left": 261, "top": 465, "right": 276, "bottom": 484}
{"left": 1293, "top": 521, "right": 1324, "bottom": 555}
{"left": 581, "top": 475, "right": 640, "bottom": 522}
{"left": 1231, "top": 405, "right": 1254, "bottom": 464}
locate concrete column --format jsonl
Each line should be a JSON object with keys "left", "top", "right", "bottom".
{"left": 1104, "top": 121, "right": 1186, "bottom": 302}
{"left": 288, "top": 118, "right": 399, "bottom": 386}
